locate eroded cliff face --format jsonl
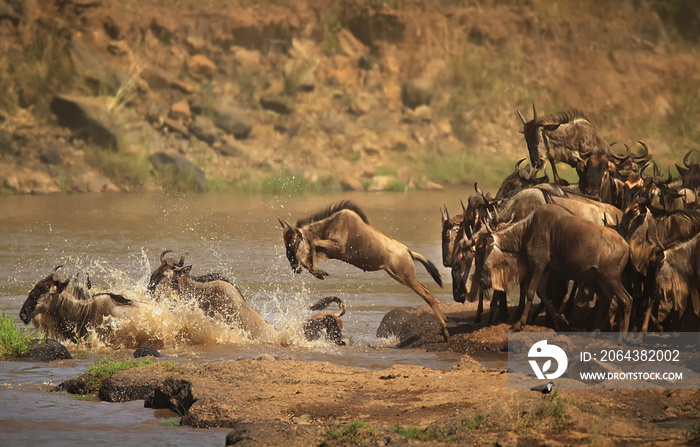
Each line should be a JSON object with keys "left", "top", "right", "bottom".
{"left": 1, "top": 0, "right": 699, "bottom": 194}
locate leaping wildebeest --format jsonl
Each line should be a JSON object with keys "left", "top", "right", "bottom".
{"left": 280, "top": 200, "right": 449, "bottom": 341}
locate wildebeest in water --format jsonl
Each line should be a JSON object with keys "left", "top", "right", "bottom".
{"left": 20, "top": 266, "right": 144, "bottom": 342}
{"left": 280, "top": 200, "right": 450, "bottom": 341}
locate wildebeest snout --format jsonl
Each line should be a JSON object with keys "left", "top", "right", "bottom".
{"left": 19, "top": 307, "right": 30, "bottom": 324}
{"left": 451, "top": 267, "right": 466, "bottom": 303}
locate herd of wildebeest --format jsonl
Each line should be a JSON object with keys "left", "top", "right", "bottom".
{"left": 18, "top": 105, "right": 700, "bottom": 347}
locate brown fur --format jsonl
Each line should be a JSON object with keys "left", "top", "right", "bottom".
{"left": 477, "top": 204, "right": 634, "bottom": 332}
{"left": 281, "top": 200, "right": 450, "bottom": 341}
{"left": 518, "top": 105, "right": 612, "bottom": 185}
{"left": 303, "top": 296, "right": 346, "bottom": 345}
{"left": 650, "top": 234, "right": 700, "bottom": 331}
{"left": 148, "top": 251, "right": 279, "bottom": 342}
{"left": 20, "top": 286, "right": 137, "bottom": 341}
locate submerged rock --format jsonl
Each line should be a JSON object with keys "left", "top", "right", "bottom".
{"left": 26, "top": 339, "right": 72, "bottom": 362}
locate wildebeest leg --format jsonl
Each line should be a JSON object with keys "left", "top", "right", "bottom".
{"left": 511, "top": 274, "right": 530, "bottom": 324}
{"left": 597, "top": 279, "right": 632, "bottom": 333}
{"left": 613, "top": 283, "right": 633, "bottom": 333}
{"left": 474, "top": 290, "right": 484, "bottom": 324}
{"left": 563, "top": 282, "right": 579, "bottom": 324}
{"left": 550, "top": 159, "right": 563, "bottom": 185}
{"left": 307, "top": 239, "right": 338, "bottom": 279}
{"left": 488, "top": 290, "right": 508, "bottom": 323}
{"left": 512, "top": 268, "right": 545, "bottom": 332}
{"left": 397, "top": 273, "right": 450, "bottom": 341}
{"left": 641, "top": 296, "right": 654, "bottom": 332}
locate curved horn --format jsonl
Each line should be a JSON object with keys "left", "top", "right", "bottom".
{"left": 515, "top": 158, "right": 525, "bottom": 171}
{"left": 178, "top": 252, "right": 188, "bottom": 267}
{"left": 460, "top": 199, "right": 465, "bottom": 212}
{"left": 52, "top": 265, "right": 63, "bottom": 273}
{"left": 684, "top": 149, "right": 695, "bottom": 168}
{"left": 635, "top": 141, "right": 650, "bottom": 160}
{"left": 517, "top": 109, "right": 526, "bottom": 125}
{"left": 160, "top": 250, "right": 172, "bottom": 263}
{"left": 474, "top": 182, "right": 483, "bottom": 196}
{"left": 611, "top": 144, "right": 632, "bottom": 162}
{"left": 532, "top": 103, "right": 538, "bottom": 123}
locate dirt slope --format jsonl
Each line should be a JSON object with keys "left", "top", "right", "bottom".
{"left": 1, "top": 0, "right": 699, "bottom": 194}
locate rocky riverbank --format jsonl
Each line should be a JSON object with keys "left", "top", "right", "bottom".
{"left": 1, "top": 0, "right": 699, "bottom": 194}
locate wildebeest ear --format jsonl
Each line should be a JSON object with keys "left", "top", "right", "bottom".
{"left": 182, "top": 265, "right": 193, "bottom": 274}
{"left": 542, "top": 123, "right": 561, "bottom": 132}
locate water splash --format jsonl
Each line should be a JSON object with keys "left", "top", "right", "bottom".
{"left": 30, "top": 249, "right": 352, "bottom": 353}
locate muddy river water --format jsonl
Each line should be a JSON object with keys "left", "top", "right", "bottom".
{"left": 0, "top": 190, "right": 473, "bottom": 446}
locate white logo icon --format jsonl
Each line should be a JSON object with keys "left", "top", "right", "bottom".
{"left": 528, "top": 340, "right": 568, "bottom": 380}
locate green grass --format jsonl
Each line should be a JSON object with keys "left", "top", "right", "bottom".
{"left": 536, "top": 390, "right": 568, "bottom": 423}
{"left": 418, "top": 151, "right": 513, "bottom": 191}
{"left": 253, "top": 169, "right": 340, "bottom": 196}
{"left": 79, "top": 357, "right": 155, "bottom": 394}
{"left": 0, "top": 310, "right": 39, "bottom": 359}
{"left": 85, "top": 144, "right": 151, "bottom": 188}
{"left": 161, "top": 417, "right": 181, "bottom": 426}
{"left": 395, "top": 413, "right": 486, "bottom": 442}
{"left": 395, "top": 425, "right": 458, "bottom": 442}
{"left": 687, "top": 420, "right": 700, "bottom": 444}
{"left": 325, "top": 421, "right": 376, "bottom": 445}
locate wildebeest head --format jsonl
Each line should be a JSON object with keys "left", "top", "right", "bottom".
{"left": 279, "top": 219, "right": 307, "bottom": 274}
{"left": 20, "top": 266, "right": 69, "bottom": 324}
{"left": 473, "top": 230, "right": 497, "bottom": 291}
{"left": 576, "top": 152, "right": 614, "bottom": 196}
{"left": 440, "top": 204, "right": 465, "bottom": 268}
{"left": 495, "top": 158, "right": 549, "bottom": 201}
{"left": 449, "top": 222, "right": 480, "bottom": 303}
{"left": 147, "top": 250, "right": 186, "bottom": 294}
{"left": 676, "top": 150, "right": 700, "bottom": 191}
{"left": 517, "top": 104, "right": 562, "bottom": 170}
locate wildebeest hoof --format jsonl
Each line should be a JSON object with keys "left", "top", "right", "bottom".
{"left": 510, "top": 323, "right": 523, "bottom": 332}
{"left": 312, "top": 270, "right": 328, "bottom": 279}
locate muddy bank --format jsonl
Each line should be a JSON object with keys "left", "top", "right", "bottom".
{"left": 67, "top": 354, "right": 698, "bottom": 446}
{"left": 52, "top": 301, "right": 700, "bottom": 446}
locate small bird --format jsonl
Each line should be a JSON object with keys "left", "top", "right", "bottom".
{"left": 531, "top": 381, "right": 555, "bottom": 394}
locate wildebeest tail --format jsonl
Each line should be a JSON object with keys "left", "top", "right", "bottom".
{"left": 309, "top": 296, "right": 346, "bottom": 317}
{"left": 105, "top": 293, "right": 133, "bottom": 306}
{"left": 410, "top": 251, "right": 443, "bottom": 288}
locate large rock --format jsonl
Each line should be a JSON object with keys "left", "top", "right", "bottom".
{"left": 145, "top": 377, "right": 196, "bottom": 415}
{"left": 69, "top": 40, "right": 135, "bottom": 96}
{"left": 26, "top": 339, "right": 72, "bottom": 362}
{"left": 50, "top": 95, "right": 120, "bottom": 150}
{"left": 99, "top": 373, "right": 160, "bottom": 402}
{"left": 210, "top": 97, "right": 252, "bottom": 139}
{"left": 377, "top": 306, "right": 442, "bottom": 342}
{"left": 400, "top": 78, "right": 434, "bottom": 109}
{"left": 149, "top": 152, "right": 207, "bottom": 193}
{"left": 186, "top": 54, "right": 216, "bottom": 80}
{"left": 189, "top": 115, "right": 220, "bottom": 144}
